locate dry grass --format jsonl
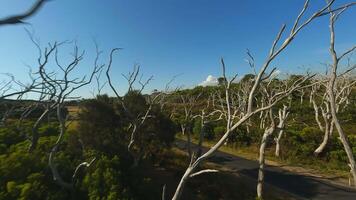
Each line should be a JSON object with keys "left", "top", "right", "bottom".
{"left": 66, "top": 106, "right": 80, "bottom": 118}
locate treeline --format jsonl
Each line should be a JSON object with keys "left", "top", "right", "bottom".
{"left": 163, "top": 75, "right": 356, "bottom": 171}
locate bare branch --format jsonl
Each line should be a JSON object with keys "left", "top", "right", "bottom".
{"left": 189, "top": 169, "right": 219, "bottom": 178}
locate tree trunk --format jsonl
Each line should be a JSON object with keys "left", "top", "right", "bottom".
{"left": 329, "top": 97, "right": 356, "bottom": 187}
{"left": 327, "top": 10, "right": 356, "bottom": 186}
{"left": 171, "top": 167, "right": 193, "bottom": 200}
{"left": 257, "top": 132, "right": 270, "bottom": 199}
{"left": 181, "top": 125, "right": 192, "bottom": 159}
{"left": 29, "top": 108, "right": 50, "bottom": 152}
{"left": 48, "top": 104, "right": 73, "bottom": 189}
{"left": 275, "top": 129, "right": 284, "bottom": 157}
{"left": 314, "top": 121, "right": 330, "bottom": 155}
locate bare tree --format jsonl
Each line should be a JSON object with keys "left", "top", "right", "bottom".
{"left": 193, "top": 95, "right": 223, "bottom": 157}
{"left": 0, "top": 71, "right": 45, "bottom": 132}
{"left": 23, "top": 36, "right": 103, "bottom": 188}
{"left": 90, "top": 43, "right": 107, "bottom": 97}
{"left": 170, "top": 1, "right": 349, "bottom": 199}
{"left": 274, "top": 102, "right": 291, "bottom": 157}
{"left": 177, "top": 93, "right": 201, "bottom": 159}
{"left": 310, "top": 83, "right": 334, "bottom": 155}
{"left": 300, "top": 88, "right": 306, "bottom": 104}
{"left": 0, "top": 72, "right": 43, "bottom": 101}
{"left": 256, "top": 78, "right": 300, "bottom": 199}
{"left": 106, "top": 49, "right": 162, "bottom": 166}
{"left": 310, "top": 72, "right": 355, "bottom": 156}
{"left": 1, "top": 0, "right": 50, "bottom": 126}
{"left": 257, "top": 107, "right": 275, "bottom": 199}
{"left": 325, "top": 1, "right": 356, "bottom": 187}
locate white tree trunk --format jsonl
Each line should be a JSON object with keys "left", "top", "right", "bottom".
{"left": 181, "top": 125, "right": 192, "bottom": 159}
{"left": 171, "top": 167, "right": 193, "bottom": 200}
{"left": 329, "top": 99, "right": 356, "bottom": 187}
{"left": 275, "top": 129, "right": 283, "bottom": 157}
{"left": 327, "top": 9, "right": 356, "bottom": 187}
{"left": 257, "top": 133, "right": 268, "bottom": 199}
{"left": 314, "top": 120, "right": 331, "bottom": 155}
{"left": 274, "top": 105, "right": 289, "bottom": 157}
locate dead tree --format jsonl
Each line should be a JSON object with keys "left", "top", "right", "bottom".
{"left": 90, "top": 43, "right": 107, "bottom": 97}
{"left": 310, "top": 72, "right": 355, "bottom": 156}
{"left": 237, "top": 80, "right": 253, "bottom": 134}
{"left": 300, "top": 88, "right": 305, "bottom": 104}
{"left": 193, "top": 95, "right": 223, "bottom": 157}
{"left": 257, "top": 77, "right": 300, "bottom": 199}
{"left": 257, "top": 107, "right": 275, "bottom": 199}
{"left": 325, "top": 1, "right": 356, "bottom": 187}
{"left": 0, "top": 72, "right": 43, "bottom": 101}
{"left": 310, "top": 83, "right": 334, "bottom": 155}
{"left": 274, "top": 101, "right": 291, "bottom": 157}
{"left": 106, "top": 49, "right": 160, "bottom": 166}
{"left": 0, "top": 71, "right": 44, "bottom": 129}
{"left": 170, "top": 1, "right": 348, "bottom": 199}
{"left": 25, "top": 37, "right": 103, "bottom": 188}
{"left": 177, "top": 93, "right": 201, "bottom": 159}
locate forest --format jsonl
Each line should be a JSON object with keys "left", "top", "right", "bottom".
{"left": 0, "top": 0, "right": 356, "bottom": 200}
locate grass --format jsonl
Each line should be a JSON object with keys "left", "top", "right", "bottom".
{"left": 66, "top": 106, "right": 80, "bottom": 118}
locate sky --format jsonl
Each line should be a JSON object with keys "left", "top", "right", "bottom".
{"left": 0, "top": 0, "right": 355, "bottom": 98}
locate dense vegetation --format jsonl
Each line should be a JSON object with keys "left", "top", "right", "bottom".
{"left": 166, "top": 81, "right": 356, "bottom": 172}
{"left": 0, "top": 74, "right": 355, "bottom": 199}
{"left": 0, "top": 92, "right": 178, "bottom": 200}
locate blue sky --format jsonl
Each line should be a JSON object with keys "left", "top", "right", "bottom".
{"left": 0, "top": 0, "right": 355, "bottom": 97}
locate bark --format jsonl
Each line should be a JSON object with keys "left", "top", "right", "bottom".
{"left": 311, "top": 96, "right": 325, "bottom": 132}
{"left": 257, "top": 132, "right": 269, "bottom": 199}
{"left": 314, "top": 111, "right": 332, "bottom": 155}
{"left": 311, "top": 90, "right": 334, "bottom": 155}
{"left": 314, "top": 125, "right": 330, "bottom": 155}
{"left": 314, "top": 111, "right": 335, "bottom": 155}
{"left": 48, "top": 104, "right": 72, "bottom": 189}
{"left": 300, "top": 89, "right": 305, "bottom": 104}
{"left": 171, "top": 167, "right": 193, "bottom": 200}
{"left": 329, "top": 92, "right": 356, "bottom": 187}
{"left": 257, "top": 117, "right": 275, "bottom": 199}
{"left": 28, "top": 108, "right": 51, "bottom": 152}
{"left": 181, "top": 125, "right": 192, "bottom": 159}
{"left": 274, "top": 105, "right": 289, "bottom": 157}
{"left": 274, "top": 129, "right": 283, "bottom": 157}
{"left": 246, "top": 124, "right": 250, "bottom": 134}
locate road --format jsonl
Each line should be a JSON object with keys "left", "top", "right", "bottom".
{"left": 175, "top": 140, "right": 356, "bottom": 200}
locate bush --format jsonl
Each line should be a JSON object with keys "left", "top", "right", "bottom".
{"left": 81, "top": 155, "right": 129, "bottom": 200}
{"left": 213, "top": 126, "right": 225, "bottom": 138}
{"left": 78, "top": 93, "right": 176, "bottom": 162}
